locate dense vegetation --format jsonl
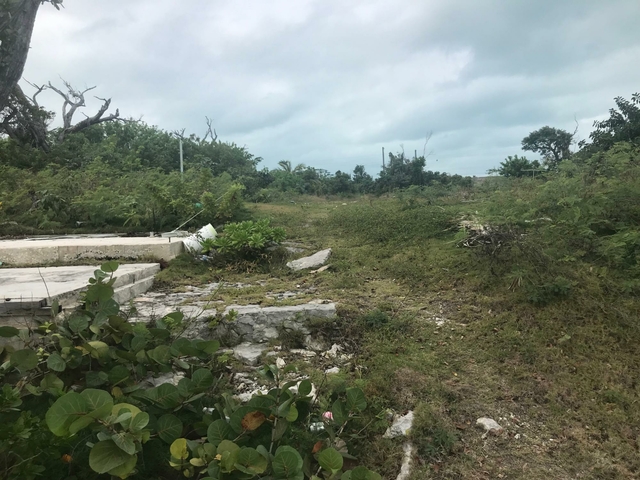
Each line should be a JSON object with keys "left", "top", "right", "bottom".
{"left": 1, "top": 47, "right": 640, "bottom": 476}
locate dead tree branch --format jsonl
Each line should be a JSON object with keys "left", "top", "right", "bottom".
{"left": 203, "top": 116, "right": 218, "bottom": 143}
{"left": 46, "top": 80, "right": 119, "bottom": 141}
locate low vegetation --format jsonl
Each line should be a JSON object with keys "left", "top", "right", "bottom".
{"left": 1, "top": 92, "right": 639, "bottom": 478}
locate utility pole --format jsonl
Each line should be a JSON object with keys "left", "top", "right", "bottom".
{"left": 382, "top": 147, "right": 385, "bottom": 170}
{"left": 414, "top": 149, "right": 417, "bottom": 160}
{"left": 179, "top": 138, "right": 184, "bottom": 178}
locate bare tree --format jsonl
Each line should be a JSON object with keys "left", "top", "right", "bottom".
{"left": 202, "top": 116, "right": 218, "bottom": 143}
{"left": 0, "top": 0, "right": 63, "bottom": 112}
{"left": 46, "top": 79, "right": 120, "bottom": 142}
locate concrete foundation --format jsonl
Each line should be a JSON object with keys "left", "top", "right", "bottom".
{"left": 0, "top": 236, "right": 184, "bottom": 266}
{"left": 0, "top": 263, "right": 160, "bottom": 327}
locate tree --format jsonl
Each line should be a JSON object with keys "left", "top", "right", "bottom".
{"left": 1, "top": 79, "right": 121, "bottom": 150}
{"left": 0, "top": 0, "right": 63, "bottom": 112}
{"left": 522, "top": 126, "right": 573, "bottom": 170}
{"left": 488, "top": 155, "right": 541, "bottom": 178}
{"left": 352, "top": 165, "right": 373, "bottom": 193}
{"left": 584, "top": 93, "right": 640, "bottom": 151}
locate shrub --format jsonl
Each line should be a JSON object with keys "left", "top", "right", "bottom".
{"left": 211, "top": 219, "right": 286, "bottom": 259}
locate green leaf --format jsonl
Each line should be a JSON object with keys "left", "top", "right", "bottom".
{"left": 207, "top": 419, "right": 232, "bottom": 447}
{"left": 332, "top": 399, "right": 348, "bottom": 425}
{"left": 235, "top": 447, "right": 268, "bottom": 474}
{"left": 297, "top": 379, "right": 312, "bottom": 396}
{"left": 272, "top": 418, "right": 289, "bottom": 441}
{"left": 85, "top": 283, "right": 114, "bottom": 302}
{"left": 318, "top": 447, "right": 343, "bottom": 473}
{"left": 129, "top": 412, "right": 150, "bottom": 432}
{"left": 11, "top": 349, "right": 39, "bottom": 370}
{"left": 0, "top": 326, "right": 19, "bottom": 337}
{"left": 81, "top": 388, "right": 113, "bottom": 412}
{"left": 286, "top": 404, "right": 299, "bottom": 422}
{"left": 112, "top": 432, "right": 136, "bottom": 455}
{"left": 170, "top": 438, "right": 189, "bottom": 461}
{"left": 146, "top": 383, "right": 180, "bottom": 409}
{"left": 108, "top": 365, "right": 131, "bottom": 385}
{"left": 68, "top": 415, "right": 97, "bottom": 435}
{"left": 194, "top": 339, "right": 220, "bottom": 354}
{"left": 85, "top": 370, "right": 109, "bottom": 387}
{"left": 157, "top": 414, "right": 183, "bottom": 443}
{"left": 177, "top": 377, "right": 195, "bottom": 397}
{"left": 346, "top": 387, "right": 367, "bottom": 412}
{"left": 100, "top": 261, "right": 119, "bottom": 273}
{"left": 68, "top": 315, "right": 89, "bottom": 333}
{"left": 192, "top": 368, "right": 214, "bottom": 390}
{"left": 148, "top": 345, "right": 172, "bottom": 364}
{"left": 46, "top": 352, "right": 66, "bottom": 372}
{"left": 130, "top": 335, "right": 147, "bottom": 352}
{"left": 89, "top": 440, "right": 134, "bottom": 474}
{"left": 272, "top": 448, "right": 303, "bottom": 477}
{"left": 217, "top": 440, "right": 240, "bottom": 473}
{"left": 40, "top": 373, "right": 64, "bottom": 392}
{"left": 107, "top": 453, "right": 137, "bottom": 478}
{"left": 46, "top": 392, "right": 88, "bottom": 436}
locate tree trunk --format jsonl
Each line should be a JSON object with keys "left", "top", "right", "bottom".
{"left": 0, "top": 0, "right": 41, "bottom": 112}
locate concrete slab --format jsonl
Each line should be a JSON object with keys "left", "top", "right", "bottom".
{"left": 0, "top": 263, "right": 160, "bottom": 313}
{"left": 0, "top": 236, "right": 184, "bottom": 266}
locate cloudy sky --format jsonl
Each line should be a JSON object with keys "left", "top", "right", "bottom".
{"left": 23, "top": 0, "right": 640, "bottom": 176}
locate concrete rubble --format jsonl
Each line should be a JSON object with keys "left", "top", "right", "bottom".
{"left": 219, "top": 301, "right": 336, "bottom": 343}
{"left": 476, "top": 417, "right": 504, "bottom": 435}
{"left": 286, "top": 248, "right": 332, "bottom": 271}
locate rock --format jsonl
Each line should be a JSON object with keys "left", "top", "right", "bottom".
{"left": 233, "top": 342, "right": 269, "bottom": 366}
{"left": 290, "top": 349, "right": 317, "bottom": 358}
{"left": 220, "top": 302, "right": 336, "bottom": 343}
{"left": 476, "top": 417, "right": 504, "bottom": 435}
{"left": 286, "top": 248, "right": 332, "bottom": 271}
{"left": 276, "top": 357, "right": 286, "bottom": 369}
{"left": 285, "top": 247, "right": 306, "bottom": 254}
{"left": 323, "top": 344, "right": 342, "bottom": 359}
{"left": 310, "top": 265, "right": 331, "bottom": 274}
{"left": 384, "top": 411, "right": 414, "bottom": 438}
{"left": 325, "top": 367, "right": 340, "bottom": 374}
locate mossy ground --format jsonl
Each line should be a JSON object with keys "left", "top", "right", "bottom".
{"left": 157, "top": 195, "right": 640, "bottom": 479}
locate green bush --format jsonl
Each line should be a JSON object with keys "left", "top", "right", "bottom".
{"left": 211, "top": 219, "right": 286, "bottom": 258}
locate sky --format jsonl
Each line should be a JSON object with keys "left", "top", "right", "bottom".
{"left": 22, "top": 0, "right": 640, "bottom": 177}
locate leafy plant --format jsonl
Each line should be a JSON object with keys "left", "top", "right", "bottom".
{"left": 212, "top": 219, "right": 286, "bottom": 258}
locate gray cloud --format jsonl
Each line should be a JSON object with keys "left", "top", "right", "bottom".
{"left": 22, "top": 0, "right": 640, "bottom": 176}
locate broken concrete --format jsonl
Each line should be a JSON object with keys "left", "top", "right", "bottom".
{"left": 220, "top": 301, "right": 336, "bottom": 343}
{"left": 233, "top": 342, "right": 269, "bottom": 366}
{"left": 286, "top": 248, "right": 332, "bottom": 271}
{"left": 0, "top": 236, "right": 183, "bottom": 266}
{"left": 384, "top": 411, "right": 415, "bottom": 438}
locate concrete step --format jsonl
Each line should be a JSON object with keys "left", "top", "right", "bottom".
{"left": 0, "top": 264, "right": 160, "bottom": 316}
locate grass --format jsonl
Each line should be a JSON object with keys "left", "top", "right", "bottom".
{"left": 156, "top": 194, "right": 640, "bottom": 479}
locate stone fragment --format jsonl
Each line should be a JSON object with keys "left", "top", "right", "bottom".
{"left": 384, "top": 411, "right": 414, "bottom": 438}
{"left": 476, "top": 417, "right": 504, "bottom": 435}
{"left": 220, "top": 302, "right": 336, "bottom": 343}
{"left": 233, "top": 342, "right": 269, "bottom": 366}
{"left": 325, "top": 367, "right": 340, "bottom": 374}
{"left": 286, "top": 249, "right": 332, "bottom": 271}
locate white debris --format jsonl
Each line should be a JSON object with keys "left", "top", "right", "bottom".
{"left": 476, "top": 417, "right": 504, "bottom": 435}
{"left": 286, "top": 249, "right": 332, "bottom": 271}
{"left": 276, "top": 357, "right": 286, "bottom": 369}
{"left": 325, "top": 367, "right": 340, "bottom": 374}
{"left": 384, "top": 411, "right": 414, "bottom": 438}
{"left": 396, "top": 442, "right": 414, "bottom": 480}
{"left": 323, "top": 344, "right": 342, "bottom": 359}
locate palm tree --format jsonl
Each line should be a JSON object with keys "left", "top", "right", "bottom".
{"left": 278, "top": 160, "right": 292, "bottom": 173}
